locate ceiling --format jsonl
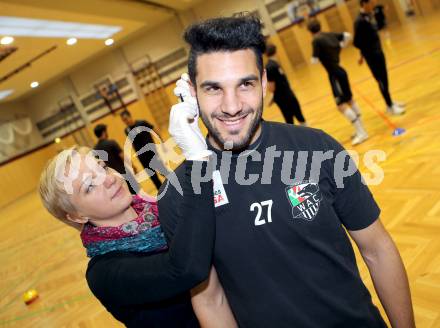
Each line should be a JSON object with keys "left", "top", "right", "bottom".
{"left": 0, "top": 0, "right": 200, "bottom": 103}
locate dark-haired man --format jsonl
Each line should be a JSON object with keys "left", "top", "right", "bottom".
{"left": 307, "top": 19, "right": 368, "bottom": 145}
{"left": 120, "top": 110, "right": 168, "bottom": 191}
{"left": 160, "top": 14, "right": 415, "bottom": 328}
{"left": 354, "top": 0, "right": 405, "bottom": 115}
{"left": 265, "top": 44, "right": 307, "bottom": 126}
{"left": 93, "top": 124, "right": 139, "bottom": 194}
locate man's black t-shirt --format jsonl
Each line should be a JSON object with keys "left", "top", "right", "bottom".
{"left": 124, "top": 120, "right": 155, "bottom": 154}
{"left": 354, "top": 12, "right": 383, "bottom": 56}
{"left": 266, "top": 59, "right": 293, "bottom": 101}
{"left": 312, "top": 32, "right": 344, "bottom": 72}
{"left": 160, "top": 121, "right": 386, "bottom": 328}
{"left": 94, "top": 139, "right": 125, "bottom": 174}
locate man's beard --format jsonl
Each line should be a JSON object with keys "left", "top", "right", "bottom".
{"left": 198, "top": 97, "right": 263, "bottom": 151}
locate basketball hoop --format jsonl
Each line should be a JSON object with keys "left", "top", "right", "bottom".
{"left": 95, "top": 80, "right": 127, "bottom": 114}
{"left": 287, "top": 0, "right": 313, "bottom": 25}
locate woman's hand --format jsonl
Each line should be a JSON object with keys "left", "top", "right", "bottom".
{"left": 169, "top": 74, "right": 212, "bottom": 161}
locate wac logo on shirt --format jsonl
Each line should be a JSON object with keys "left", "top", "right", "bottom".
{"left": 286, "top": 181, "right": 322, "bottom": 221}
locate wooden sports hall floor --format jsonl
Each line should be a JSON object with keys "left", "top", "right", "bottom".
{"left": 0, "top": 12, "right": 439, "bottom": 328}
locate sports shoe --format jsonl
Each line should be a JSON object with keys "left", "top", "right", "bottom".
{"left": 352, "top": 132, "right": 369, "bottom": 146}
{"left": 386, "top": 104, "right": 405, "bottom": 115}
{"left": 299, "top": 122, "right": 309, "bottom": 127}
{"left": 393, "top": 101, "right": 406, "bottom": 107}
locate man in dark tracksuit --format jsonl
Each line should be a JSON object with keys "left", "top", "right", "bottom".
{"left": 354, "top": 0, "right": 405, "bottom": 115}
{"left": 265, "top": 44, "right": 308, "bottom": 126}
{"left": 374, "top": 4, "right": 387, "bottom": 30}
{"left": 120, "top": 110, "right": 169, "bottom": 191}
{"left": 307, "top": 19, "right": 368, "bottom": 146}
{"left": 93, "top": 124, "right": 139, "bottom": 194}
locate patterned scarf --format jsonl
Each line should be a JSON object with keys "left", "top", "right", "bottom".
{"left": 80, "top": 195, "right": 168, "bottom": 258}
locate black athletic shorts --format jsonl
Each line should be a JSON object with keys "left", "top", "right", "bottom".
{"left": 328, "top": 66, "right": 353, "bottom": 105}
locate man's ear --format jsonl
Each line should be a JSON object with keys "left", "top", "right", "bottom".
{"left": 66, "top": 213, "right": 88, "bottom": 225}
{"left": 189, "top": 80, "right": 197, "bottom": 98}
{"left": 262, "top": 69, "right": 268, "bottom": 98}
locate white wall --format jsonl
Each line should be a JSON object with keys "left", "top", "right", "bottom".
{"left": 192, "top": 0, "right": 260, "bottom": 19}
{"left": 122, "top": 17, "right": 186, "bottom": 63}
{"left": 69, "top": 50, "right": 130, "bottom": 94}
{"left": 24, "top": 78, "right": 74, "bottom": 122}
{"left": 0, "top": 100, "right": 27, "bottom": 119}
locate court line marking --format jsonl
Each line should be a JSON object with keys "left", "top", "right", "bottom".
{"left": 352, "top": 85, "right": 398, "bottom": 130}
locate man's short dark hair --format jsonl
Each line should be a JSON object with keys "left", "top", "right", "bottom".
{"left": 266, "top": 43, "right": 277, "bottom": 57}
{"left": 307, "top": 19, "right": 321, "bottom": 34}
{"left": 120, "top": 110, "right": 131, "bottom": 118}
{"left": 94, "top": 124, "right": 107, "bottom": 138}
{"left": 183, "top": 13, "right": 266, "bottom": 85}
{"left": 360, "top": 0, "right": 370, "bottom": 5}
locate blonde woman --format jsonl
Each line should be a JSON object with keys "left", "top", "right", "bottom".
{"left": 39, "top": 94, "right": 237, "bottom": 328}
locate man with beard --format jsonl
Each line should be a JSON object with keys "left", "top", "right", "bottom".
{"left": 159, "top": 14, "right": 415, "bottom": 328}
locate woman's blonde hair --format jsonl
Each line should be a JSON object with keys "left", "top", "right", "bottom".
{"left": 39, "top": 145, "right": 93, "bottom": 230}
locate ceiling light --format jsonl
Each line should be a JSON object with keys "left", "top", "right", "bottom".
{"left": 0, "top": 36, "right": 14, "bottom": 45}
{"left": 0, "top": 89, "right": 14, "bottom": 100}
{"left": 0, "top": 16, "right": 121, "bottom": 39}
{"left": 30, "top": 81, "right": 39, "bottom": 88}
{"left": 104, "top": 38, "right": 114, "bottom": 46}
{"left": 66, "top": 37, "right": 77, "bottom": 45}
{"left": 54, "top": 137, "right": 61, "bottom": 144}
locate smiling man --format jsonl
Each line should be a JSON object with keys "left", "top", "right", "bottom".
{"left": 184, "top": 18, "right": 267, "bottom": 152}
{"left": 159, "top": 14, "right": 415, "bottom": 328}
{"left": 196, "top": 50, "right": 263, "bottom": 150}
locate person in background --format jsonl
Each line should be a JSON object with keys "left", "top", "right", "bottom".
{"left": 93, "top": 123, "right": 139, "bottom": 194}
{"left": 374, "top": 3, "right": 387, "bottom": 30}
{"left": 354, "top": 0, "right": 406, "bottom": 115}
{"left": 265, "top": 44, "right": 308, "bottom": 126}
{"left": 120, "top": 110, "right": 169, "bottom": 191}
{"left": 307, "top": 19, "right": 368, "bottom": 145}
